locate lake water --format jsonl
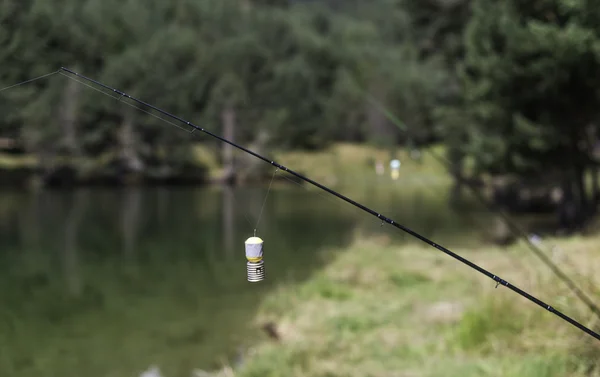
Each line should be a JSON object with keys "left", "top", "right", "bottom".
{"left": 0, "top": 176, "right": 494, "bottom": 377}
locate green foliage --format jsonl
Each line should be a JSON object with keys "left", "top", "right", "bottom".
{"left": 3, "top": 0, "right": 600, "bottom": 195}
{"left": 388, "top": 271, "right": 431, "bottom": 287}
{"left": 298, "top": 275, "right": 354, "bottom": 301}
{"left": 330, "top": 314, "right": 380, "bottom": 333}
{"left": 455, "top": 296, "right": 526, "bottom": 352}
{"left": 454, "top": 0, "right": 600, "bottom": 177}
{"left": 0, "top": 0, "right": 452, "bottom": 183}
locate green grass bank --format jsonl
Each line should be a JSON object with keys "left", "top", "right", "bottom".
{"left": 205, "top": 232, "right": 600, "bottom": 377}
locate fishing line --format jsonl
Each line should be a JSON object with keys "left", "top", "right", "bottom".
{"left": 405, "top": 165, "right": 539, "bottom": 288}
{"left": 224, "top": 188, "right": 255, "bottom": 230}
{"left": 364, "top": 93, "right": 600, "bottom": 321}
{"left": 394, "top": 142, "right": 539, "bottom": 286}
{"left": 274, "top": 164, "right": 410, "bottom": 239}
{"left": 385, "top": 162, "right": 536, "bottom": 285}
{"left": 58, "top": 72, "right": 195, "bottom": 135}
{"left": 274, "top": 166, "right": 386, "bottom": 238}
{"left": 253, "top": 168, "right": 278, "bottom": 237}
{"left": 0, "top": 70, "right": 60, "bottom": 93}
{"left": 244, "top": 167, "right": 279, "bottom": 282}
{"left": 51, "top": 67, "right": 600, "bottom": 341}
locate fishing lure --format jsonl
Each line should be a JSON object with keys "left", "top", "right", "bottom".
{"left": 245, "top": 236, "right": 265, "bottom": 282}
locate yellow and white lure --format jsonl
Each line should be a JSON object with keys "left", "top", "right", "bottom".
{"left": 245, "top": 236, "right": 265, "bottom": 282}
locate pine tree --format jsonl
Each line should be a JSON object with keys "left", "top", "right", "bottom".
{"left": 459, "top": 0, "right": 600, "bottom": 226}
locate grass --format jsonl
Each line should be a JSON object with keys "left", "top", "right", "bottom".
{"left": 0, "top": 153, "right": 37, "bottom": 169}
{"left": 200, "top": 231, "right": 600, "bottom": 377}
{"left": 191, "top": 144, "right": 221, "bottom": 180}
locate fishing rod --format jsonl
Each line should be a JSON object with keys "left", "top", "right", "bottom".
{"left": 365, "top": 94, "right": 600, "bottom": 321}
{"left": 54, "top": 66, "right": 600, "bottom": 341}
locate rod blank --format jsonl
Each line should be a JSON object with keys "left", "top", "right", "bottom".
{"left": 58, "top": 66, "right": 600, "bottom": 342}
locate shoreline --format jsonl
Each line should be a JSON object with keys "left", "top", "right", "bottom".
{"left": 0, "top": 168, "right": 304, "bottom": 190}
{"left": 219, "top": 234, "right": 600, "bottom": 377}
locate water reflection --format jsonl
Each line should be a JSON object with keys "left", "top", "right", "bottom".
{"left": 0, "top": 181, "right": 490, "bottom": 376}
{"left": 62, "top": 189, "right": 88, "bottom": 298}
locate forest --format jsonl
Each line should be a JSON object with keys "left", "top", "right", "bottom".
{"left": 2, "top": 0, "right": 600, "bottom": 228}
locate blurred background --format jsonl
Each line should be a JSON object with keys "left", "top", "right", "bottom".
{"left": 1, "top": 0, "right": 600, "bottom": 376}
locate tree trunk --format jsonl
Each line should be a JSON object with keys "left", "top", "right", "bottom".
{"left": 18, "top": 192, "right": 41, "bottom": 252}
{"left": 63, "top": 189, "right": 89, "bottom": 297}
{"left": 238, "top": 129, "right": 271, "bottom": 183}
{"left": 117, "top": 108, "right": 144, "bottom": 174}
{"left": 157, "top": 186, "right": 169, "bottom": 228}
{"left": 448, "top": 147, "right": 465, "bottom": 208}
{"left": 575, "top": 163, "right": 587, "bottom": 210}
{"left": 60, "top": 73, "right": 82, "bottom": 158}
{"left": 121, "top": 187, "right": 142, "bottom": 259}
{"left": 559, "top": 131, "right": 589, "bottom": 230}
{"left": 366, "top": 85, "right": 395, "bottom": 146}
{"left": 222, "top": 184, "right": 235, "bottom": 259}
{"left": 221, "top": 103, "right": 236, "bottom": 185}
{"left": 558, "top": 172, "right": 579, "bottom": 232}
{"left": 592, "top": 165, "right": 599, "bottom": 207}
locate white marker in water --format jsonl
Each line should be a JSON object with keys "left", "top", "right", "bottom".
{"left": 390, "top": 159, "right": 401, "bottom": 180}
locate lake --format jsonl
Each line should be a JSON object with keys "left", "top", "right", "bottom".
{"left": 0, "top": 175, "right": 494, "bottom": 377}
